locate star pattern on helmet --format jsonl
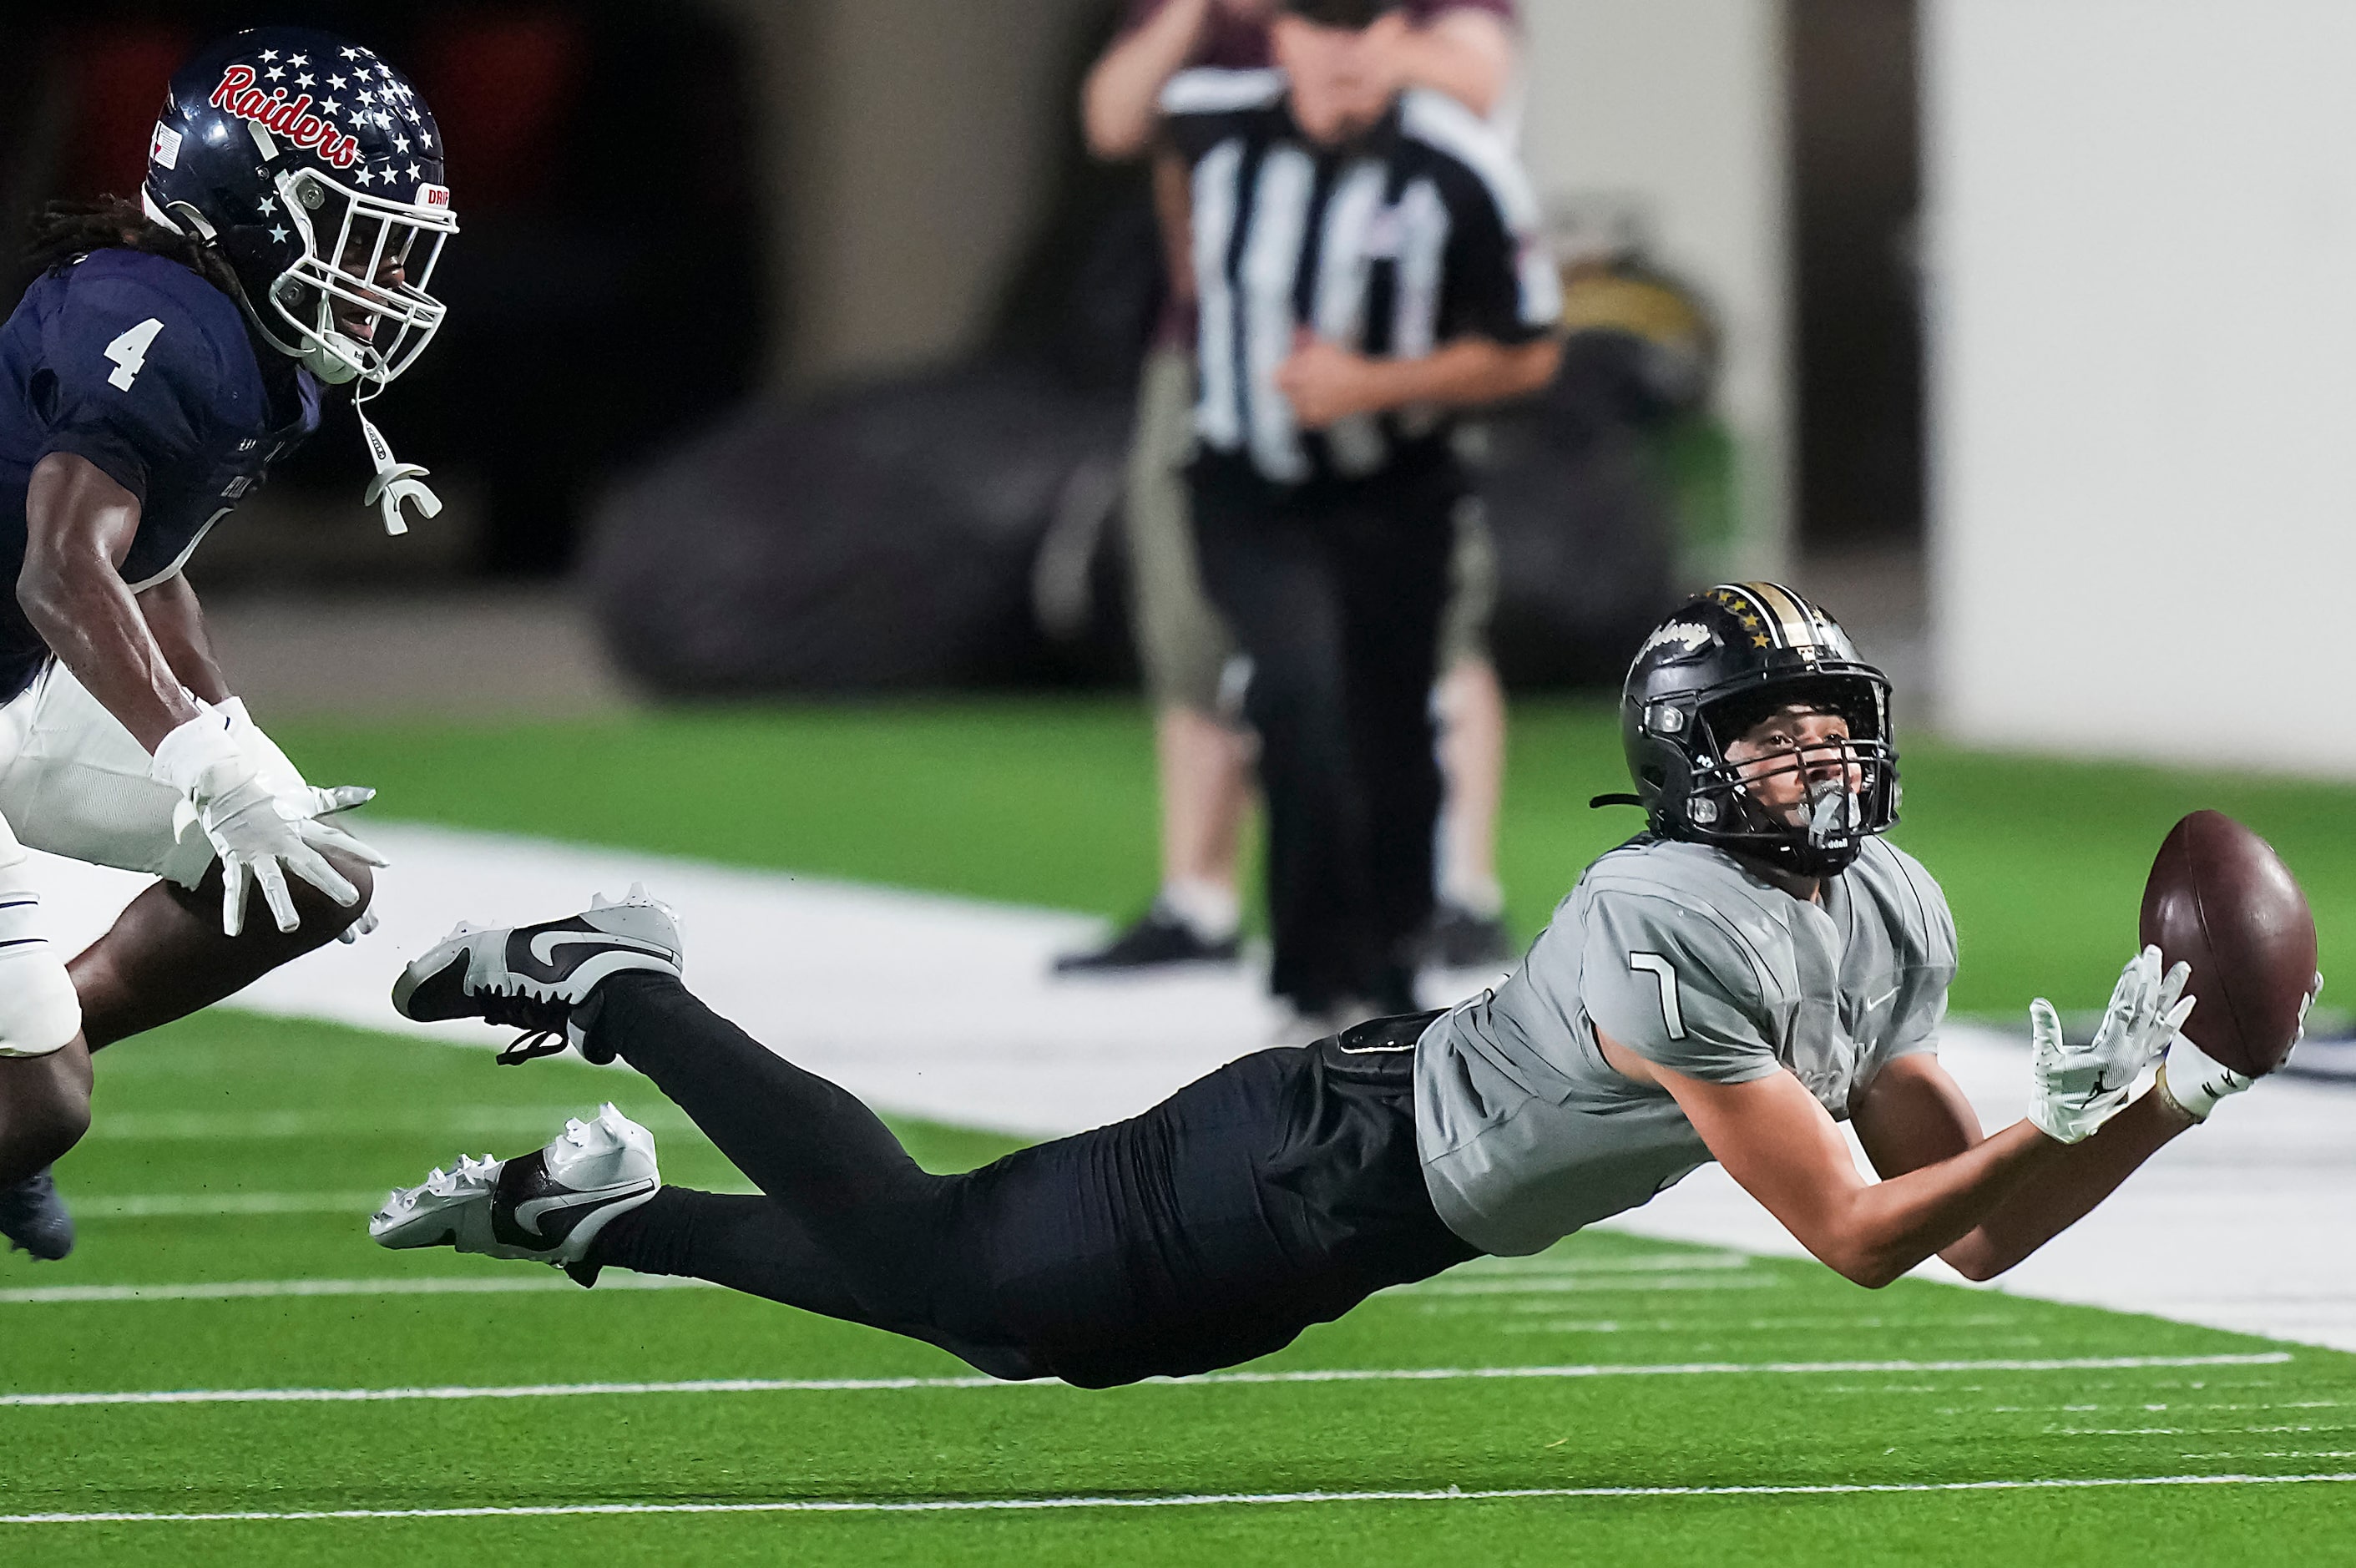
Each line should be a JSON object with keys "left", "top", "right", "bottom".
{"left": 330, "top": 73, "right": 346, "bottom": 89}
{"left": 394, "top": 134, "right": 409, "bottom": 152}
{"left": 406, "top": 162, "right": 421, "bottom": 179}
{"left": 290, "top": 53, "right": 308, "bottom": 67}
{"left": 321, "top": 99, "right": 342, "bottom": 118}
{"left": 341, "top": 46, "right": 361, "bottom": 60}
{"left": 258, "top": 195, "right": 276, "bottom": 215}
{"left": 268, "top": 225, "right": 289, "bottom": 244}
{"left": 353, "top": 166, "right": 373, "bottom": 187}
{"left": 260, "top": 48, "right": 279, "bottom": 62}
{"left": 265, "top": 65, "right": 285, "bottom": 81}
{"left": 296, "top": 73, "right": 314, "bottom": 88}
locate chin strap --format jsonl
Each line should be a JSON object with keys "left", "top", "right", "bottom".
{"left": 352, "top": 383, "right": 441, "bottom": 536}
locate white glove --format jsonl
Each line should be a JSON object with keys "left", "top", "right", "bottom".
{"left": 2160, "top": 969, "right": 2322, "bottom": 1121}
{"left": 150, "top": 708, "right": 367, "bottom": 937}
{"left": 215, "top": 699, "right": 389, "bottom": 876}
{"left": 2028, "top": 945, "right": 2193, "bottom": 1145}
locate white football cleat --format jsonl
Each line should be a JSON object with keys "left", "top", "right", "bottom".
{"left": 370, "top": 1103, "right": 659, "bottom": 1270}
{"left": 392, "top": 884, "right": 683, "bottom": 1063}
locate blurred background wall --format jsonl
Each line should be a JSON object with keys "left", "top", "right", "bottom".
{"left": 0, "top": 0, "right": 1934, "bottom": 709}
{"left": 1926, "top": 0, "right": 2353, "bottom": 771}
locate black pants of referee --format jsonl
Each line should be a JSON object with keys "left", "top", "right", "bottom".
{"left": 585, "top": 975, "right": 1474, "bottom": 1388}
{"left": 1188, "top": 453, "right": 1458, "bottom": 1013}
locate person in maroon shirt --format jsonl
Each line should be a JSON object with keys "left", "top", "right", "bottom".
{"left": 1059, "top": 0, "right": 1524, "bottom": 994}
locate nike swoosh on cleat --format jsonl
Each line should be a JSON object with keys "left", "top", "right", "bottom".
{"left": 528, "top": 930, "right": 675, "bottom": 968}
{"left": 510, "top": 1179, "right": 656, "bottom": 1239}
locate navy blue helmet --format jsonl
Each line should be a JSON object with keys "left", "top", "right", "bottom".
{"left": 142, "top": 28, "right": 457, "bottom": 389}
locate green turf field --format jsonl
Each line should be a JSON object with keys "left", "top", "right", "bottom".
{"left": 7, "top": 700, "right": 2353, "bottom": 1561}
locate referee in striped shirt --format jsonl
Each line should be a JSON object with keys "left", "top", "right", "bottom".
{"left": 1163, "top": 0, "right": 1560, "bottom": 1027}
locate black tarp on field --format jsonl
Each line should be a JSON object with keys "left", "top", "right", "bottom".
{"left": 586, "top": 336, "right": 1689, "bottom": 695}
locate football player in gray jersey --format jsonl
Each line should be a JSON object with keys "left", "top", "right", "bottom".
{"left": 1421, "top": 580, "right": 2266, "bottom": 1284}
{"left": 372, "top": 584, "right": 2283, "bottom": 1388}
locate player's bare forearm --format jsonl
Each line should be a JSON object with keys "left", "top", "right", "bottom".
{"left": 1084, "top": 0, "right": 1212, "bottom": 159}
{"left": 1828, "top": 1118, "right": 2065, "bottom": 1287}
{"left": 1850, "top": 1052, "right": 2198, "bottom": 1279}
{"left": 1642, "top": 1050, "right": 2066, "bottom": 1289}
{"left": 1939, "top": 1090, "right": 2197, "bottom": 1279}
{"left": 136, "top": 572, "right": 232, "bottom": 706}
{"left": 20, "top": 453, "right": 203, "bottom": 751}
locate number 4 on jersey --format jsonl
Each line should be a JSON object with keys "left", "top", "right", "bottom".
{"left": 1627, "top": 952, "right": 1687, "bottom": 1040}
{"left": 104, "top": 317, "right": 166, "bottom": 391}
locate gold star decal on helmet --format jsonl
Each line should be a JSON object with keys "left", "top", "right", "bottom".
{"left": 1751, "top": 634, "right": 1771, "bottom": 648}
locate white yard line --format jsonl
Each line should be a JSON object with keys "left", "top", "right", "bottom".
{"left": 0, "top": 1353, "right": 2293, "bottom": 1409}
{"left": 5, "top": 1469, "right": 2353, "bottom": 1526}
{"left": 0, "top": 1275, "right": 714, "bottom": 1306}
{"left": 21, "top": 823, "right": 2356, "bottom": 1353}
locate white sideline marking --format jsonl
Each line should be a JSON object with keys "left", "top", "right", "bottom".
{"left": 1398, "top": 1275, "right": 1779, "bottom": 1296}
{"left": 0, "top": 1275, "right": 715, "bottom": 1306}
{"left": 83, "top": 1193, "right": 389, "bottom": 1218}
{"left": 6, "top": 1470, "right": 2355, "bottom": 1525}
{"left": 0, "top": 1353, "right": 2293, "bottom": 1408}
{"left": 83, "top": 1106, "right": 700, "bottom": 1141}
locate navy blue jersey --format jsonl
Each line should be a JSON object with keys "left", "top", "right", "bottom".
{"left": 0, "top": 248, "right": 319, "bottom": 700}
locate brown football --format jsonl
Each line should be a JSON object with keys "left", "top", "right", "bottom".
{"left": 2138, "top": 810, "right": 2318, "bottom": 1076}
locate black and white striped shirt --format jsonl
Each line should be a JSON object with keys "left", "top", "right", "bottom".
{"left": 1162, "top": 68, "right": 1559, "bottom": 489}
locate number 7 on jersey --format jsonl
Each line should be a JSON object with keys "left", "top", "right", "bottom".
{"left": 1627, "top": 951, "right": 1686, "bottom": 1040}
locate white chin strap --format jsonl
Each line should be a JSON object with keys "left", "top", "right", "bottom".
{"left": 352, "top": 384, "right": 441, "bottom": 536}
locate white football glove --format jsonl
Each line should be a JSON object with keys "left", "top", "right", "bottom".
{"left": 149, "top": 707, "right": 377, "bottom": 938}
{"left": 2028, "top": 945, "right": 2193, "bottom": 1145}
{"left": 215, "top": 699, "right": 389, "bottom": 885}
{"left": 2159, "top": 969, "right": 2323, "bottom": 1121}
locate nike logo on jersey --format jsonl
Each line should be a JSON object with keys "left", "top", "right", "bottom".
{"left": 528, "top": 929, "right": 675, "bottom": 968}
{"left": 509, "top": 1179, "right": 656, "bottom": 1241}
{"left": 1865, "top": 986, "right": 1900, "bottom": 1011}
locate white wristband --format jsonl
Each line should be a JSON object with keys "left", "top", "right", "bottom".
{"left": 2156, "top": 1035, "right": 2251, "bottom": 1122}
{"left": 148, "top": 708, "right": 245, "bottom": 798}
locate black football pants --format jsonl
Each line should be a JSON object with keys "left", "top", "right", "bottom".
{"left": 1187, "top": 458, "right": 1457, "bottom": 1012}
{"left": 584, "top": 974, "right": 1474, "bottom": 1388}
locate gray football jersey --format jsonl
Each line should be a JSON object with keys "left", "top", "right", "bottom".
{"left": 1413, "top": 835, "right": 1958, "bottom": 1256}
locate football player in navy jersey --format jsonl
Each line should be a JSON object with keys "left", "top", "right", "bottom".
{"left": 0, "top": 27, "right": 459, "bottom": 1258}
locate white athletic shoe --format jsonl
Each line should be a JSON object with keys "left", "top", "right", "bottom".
{"left": 370, "top": 1103, "right": 660, "bottom": 1270}
{"left": 392, "top": 885, "right": 684, "bottom": 1064}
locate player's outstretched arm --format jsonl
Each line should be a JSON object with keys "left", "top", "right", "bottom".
{"left": 1853, "top": 1053, "right": 2195, "bottom": 1282}
{"left": 1627, "top": 1044, "right": 2065, "bottom": 1289}
{"left": 1859, "top": 966, "right": 2324, "bottom": 1279}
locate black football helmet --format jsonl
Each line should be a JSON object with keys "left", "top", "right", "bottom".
{"left": 141, "top": 27, "right": 455, "bottom": 391}
{"left": 1618, "top": 583, "right": 1898, "bottom": 878}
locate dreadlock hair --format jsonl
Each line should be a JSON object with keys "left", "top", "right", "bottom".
{"left": 24, "top": 195, "right": 243, "bottom": 301}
